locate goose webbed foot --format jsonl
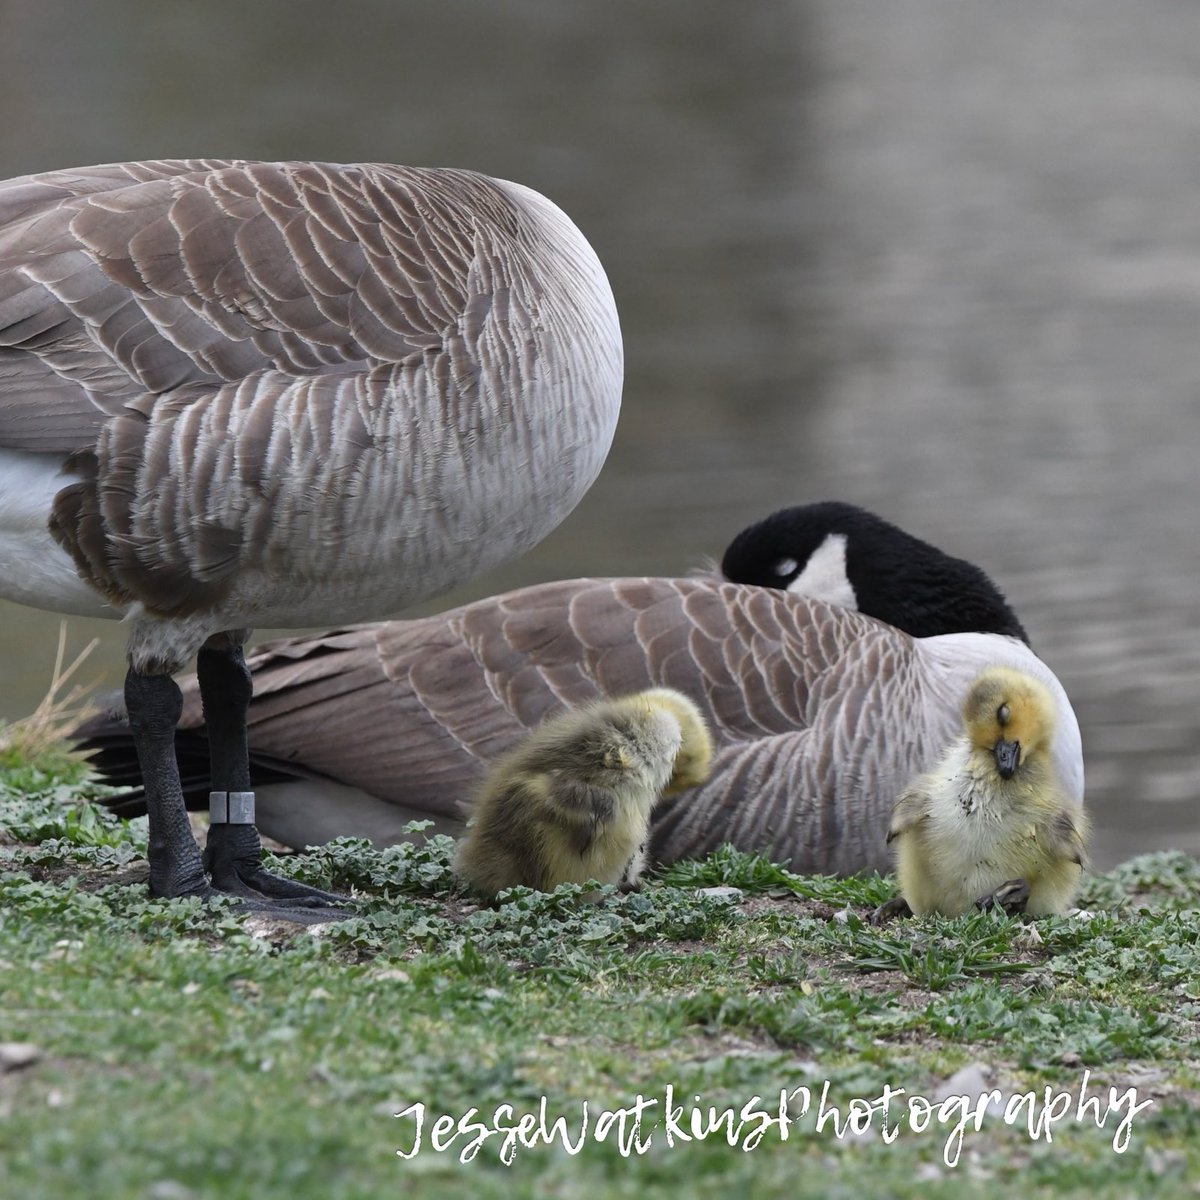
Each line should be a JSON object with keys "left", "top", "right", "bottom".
{"left": 869, "top": 896, "right": 913, "bottom": 924}
{"left": 975, "top": 877, "right": 1031, "bottom": 916}
{"left": 194, "top": 640, "right": 350, "bottom": 918}
{"left": 202, "top": 821, "right": 350, "bottom": 909}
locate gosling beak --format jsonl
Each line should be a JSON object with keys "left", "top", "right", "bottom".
{"left": 993, "top": 738, "right": 1021, "bottom": 780}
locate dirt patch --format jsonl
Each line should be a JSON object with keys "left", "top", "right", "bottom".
{"left": 21, "top": 861, "right": 149, "bottom": 891}
{"left": 741, "top": 893, "right": 845, "bottom": 923}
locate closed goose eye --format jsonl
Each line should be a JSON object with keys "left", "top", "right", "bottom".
{"left": 774, "top": 557, "right": 799, "bottom": 578}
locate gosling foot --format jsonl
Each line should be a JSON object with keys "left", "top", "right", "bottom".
{"left": 975, "top": 877, "right": 1031, "bottom": 917}
{"left": 869, "top": 896, "right": 913, "bottom": 924}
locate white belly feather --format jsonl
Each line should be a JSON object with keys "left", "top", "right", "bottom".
{"left": 0, "top": 449, "right": 116, "bottom": 619}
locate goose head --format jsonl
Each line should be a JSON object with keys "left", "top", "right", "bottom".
{"left": 720, "top": 501, "right": 1029, "bottom": 643}
{"left": 961, "top": 666, "right": 1056, "bottom": 781}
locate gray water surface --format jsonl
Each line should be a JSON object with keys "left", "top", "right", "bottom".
{"left": 1, "top": 0, "right": 1197, "bottom": 868}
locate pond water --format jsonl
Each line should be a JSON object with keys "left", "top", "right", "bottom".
{"left": 1, "top": 0, "right": 1197, "bottom": 867}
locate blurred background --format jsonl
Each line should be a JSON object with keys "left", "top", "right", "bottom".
{"left": 1, "top": 0, "right": 1196, "bottom": 866}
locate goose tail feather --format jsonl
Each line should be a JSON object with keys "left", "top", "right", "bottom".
{"left": 73, "top": 712, "right": 309, "bottom": 818}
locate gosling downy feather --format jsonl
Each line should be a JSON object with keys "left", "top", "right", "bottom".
{"left": 454, "top": 688, "right": 710, "bottom": 897}
{"left": 4, "top": 158, "right": 622, "bottom": 906}
{"left": 887, "top": 666, "right": 1090, "bottom": 917}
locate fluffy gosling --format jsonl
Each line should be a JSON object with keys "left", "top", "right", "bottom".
{"left": 454, "top": 688, "right": 712, "bottom": 898}
{"left": 881, "top": 665, "right": 1089, "bottom": 919}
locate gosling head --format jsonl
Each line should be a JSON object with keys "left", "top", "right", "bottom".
{"left": 635, "top": 687, "right": 714, "bottom": 797}
{"left": 961, "top": 666, "right": 1057, "bottom": 781}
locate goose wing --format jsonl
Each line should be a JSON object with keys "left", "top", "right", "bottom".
{"left": 0, "top": 158, "right": 514, "bottom": 451}
{"left": 180, "top": 575, "right": 958, "bottom": 872}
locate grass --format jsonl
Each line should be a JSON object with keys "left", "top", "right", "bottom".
{"left": 1, "top": 750, "right": 1198, "bottom": 1199}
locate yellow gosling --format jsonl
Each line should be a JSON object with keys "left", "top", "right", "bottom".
{"left": 454, "top": 688, "right": 711, "bottom": 897}
{"left": 886, "top": 666, "right": 1089, "bottom": 917}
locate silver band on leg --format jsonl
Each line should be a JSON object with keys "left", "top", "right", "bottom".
{"left": 209, "top": 791, "right": 256, "bottom": 824}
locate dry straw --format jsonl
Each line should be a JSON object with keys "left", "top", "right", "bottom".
{"left": 0, "top": 623, "right": 101, "bottom": 761}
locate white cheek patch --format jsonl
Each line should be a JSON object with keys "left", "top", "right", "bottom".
{"left": 785, "top": 532, "right": 859, "bottom": 611}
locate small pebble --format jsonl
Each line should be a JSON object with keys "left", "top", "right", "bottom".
{"left": 145, "top": 1181, "right": 197, "bottom": 1200}
{"left": 933, "top": 1063, "right": 1003, "bottom": 1115}
{"left": 0, "top": 1043, "right": 41, "bottom": 1072}
{"left": 697, "top": 886, "right": 744, "bottom": 900}
{"left": 373, "top": 968, "right": 411, "bottom": 984}
{"left": 1145, "top": 1148, "right": 1186, "bottom": 1177}
{"left": 373, "top": 1098, "right": 408, "bottom": 1117}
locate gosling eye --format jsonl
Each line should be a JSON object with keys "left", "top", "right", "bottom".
{"left": 997, "top": 703, "right": 1011, "bottom": 726}
{"left": 773, "top": 556, "right": 799, "bottom": 578}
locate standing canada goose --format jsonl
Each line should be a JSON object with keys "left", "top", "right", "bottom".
{"left": 882, "top": 666, "right": 1090, "bottom": 918}
{"left": 1, "top": 159, "right": 623, "bottom": 911}
{"left": 454, "top": 688, "right": 711, "bottom": 897}
{"left": 78, "top": 505, "right": 1083, "bottom": 874}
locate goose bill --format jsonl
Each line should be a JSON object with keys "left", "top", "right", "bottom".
{"left": 993, "top": 738, "right": 1021, "bottom": 780}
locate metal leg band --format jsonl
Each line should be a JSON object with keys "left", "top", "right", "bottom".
{"left": 209, "top": 791, "right": 256, "bottom": 824}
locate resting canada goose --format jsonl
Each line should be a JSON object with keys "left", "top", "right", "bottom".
{"left": 79, "top": 505, "right": 1083, "bottom": 874}
{"left": 882, "top": 666, "right": 1090, "bottom": 918}
{"left": 454, "top": 688, "right": 711, "bottom": 897}
{"left": 720, "top": 501, "right": 1030, "bottom": 643}
{"left": 1, "top": 158, "right": 623, "bottom": 910}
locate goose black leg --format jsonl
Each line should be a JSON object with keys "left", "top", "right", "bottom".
{"left": 196, "top": 638, "right": 348, "bottom": 911}
{"left": 126, "top": 670, "right": 210, "bottom": 899}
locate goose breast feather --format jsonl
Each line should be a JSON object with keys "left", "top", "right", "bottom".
{"left": 0, "top": 160, "right": 622, "bottom": 628}
{"left": 168, "top": 576, "right": 1082, "bottom": 875}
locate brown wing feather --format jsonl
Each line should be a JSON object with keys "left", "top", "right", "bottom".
{"left": 0, "top": 159, "right": 502, "bottom": 432}
{"left": 2, "top": 159, "right": 553, "bottom": 612}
